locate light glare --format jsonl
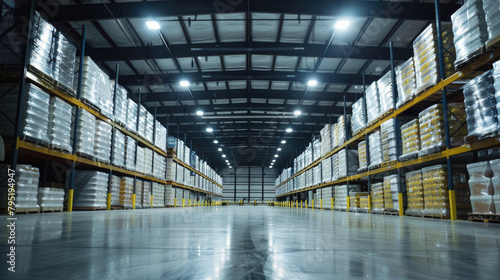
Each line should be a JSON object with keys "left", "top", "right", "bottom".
{"left": 334, "top": 20, "right": 351, "bottom": 30}
{"left": 146, "top": 20, "right": 160, "bottom": 30}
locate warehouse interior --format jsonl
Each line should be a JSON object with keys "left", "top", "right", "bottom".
{"left": 1, "top": 0, "right": 500, "bottom": 279}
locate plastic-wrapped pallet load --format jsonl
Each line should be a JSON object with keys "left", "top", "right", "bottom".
{"left": 21, "top": 84, "right": 51, "bottom": 145}
{"left": 368, "top": 130, "right": 382, "bottom": 168}
{"left": 467, "top": 161, "right": 495, "bottom": 214}
{"left": 136, "top": 147, "right": 145, "bottom": 174}
{"left": 76, "top": 109, "right": 96, "bottom": 159}
{"left": 313, "top": 139, "right": 321, "bottom": 161}
{"left": 111, "top": 83, "right": 128, "bottom": 126}
{"left": 79, "top": 57, "right": 114, "bottom": 118}
{"left": 451, "top": 0, "right": 488, "bottom": 68}
{"left": 305, "top": 169, "right": 312, "bottom": 188}
{"left": 313, "top": 165, "right": 321, "bottom": 186}
{"left": 380, "top": 119, "right": 398, "bottom": 163}
{"left": 338, "top": 149, "right": 359, "bottom": 178}
{"left": 371, "top": 182, "right": 384, "bottom": 214}
{"left": 491, "top": 159, "right": 500, "bottom": 211}
{"left": 135, "top": 179, "right": 143, "bottom": 209}
{"left": 71, "top": 170, "right": 108, "bottom": 209}
{"left": 94, "top": 120, "right": 112, "bottom": 164}
{"left": 413, "top": 24, "right": 455, "bottom": 94}
{"left": 400, "top": 119, "right": 420, "bottom": 161}
{"left": 331, "top": 123, "right": 339, "bottom": 149}
{"left": 144, "top": 148, "right": 154, "bottom": 176}
{"left": 365, "top": 82, "right": 380, "bottom": 124}
{"left": 383, "top": 175, "right": 401, "bottom": 211}
{"left": 146, "top": 111, "right": 154, "bottom": 143}
{"left": 396, "top": 57, "right": 417, "bottom": 108}
{"left": 125, "top": 136, "right": 136, "bottom": 170}
{"left": 48, "top": 96, "right": 72, "bottom": 153}
{"left": 351, "top": 98, "right": 366, "bottom": 136}
{"left": 155, "top": 121, "right": 167, "bottom": 151}
{"left": 153, "top": 152, "right": 166, "bottom": 180}
{"left": 320, "top": 124, "right": 331, "bottom": 156}
{"left": 176, "top": 163, "right": 184, "bottom": 185}
{"left": 331, "top": 154, "right": 339, "bottom": 182}
{"left": 126, "top": 98, "right": 138, "bottom": 133}
{"left": 349, "top": 192, "right": 368, "bottom": 211}
{"left": 321, "top": 159, "right": 332, "bottom": 183}
{"left": 483, "top": 0, "right": 500, "bottom": 45}
{"left": 322, "top": 187, "right": 334, "bottom": 209}
{"left": 112, "top": 129, "right": 125, "bottom": 168}
{"left": 120, "top": 177, "right": 134, "bottom": 208}
{"left": 334, "top": 185, "right": 348, "bottom": 210}
{"left": 463, "top": 70, "right": 498, "bottom": 138}
{"left": 165, "top": 184, "right": 174, "bottom": 206}
{"left": 418, "top": 103, "right": 468, "bottom": 156}
{"left": 142, "top": 182, "right": 151, "bottom": 208}
{"left": 337, "top": 116, "right": 347, "bottom": 145}
{"left": 378, "top": 71, "right": 394, "bottom": 116}
{"left": 110, "top": 175, "right": 121, "bottom": 206}
{"left": 15, "top": 165, "right": 40, "bottom": 210}
{"left": 406, "top": 170, "right": 425, "bottom": 216}
{"left": 358, "top": 141, "right": 367, "bottom": 172}
{"left": 37, "top": 187, "right": 64, "bottom": 209}
{"left": 138, "top": 105, "right": 147, "bottom": 139}
{"left": 422, "top": 164, "right": 471, "bottom": 216}
{"left": 175, "top": 188, "right": 183, "bottom": 206}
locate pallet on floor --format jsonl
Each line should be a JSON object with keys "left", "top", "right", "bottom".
{"left": 73, "top": 207, "right": 106, "bottom": 211}
{"left": 468, "top": 213, "right": 500, "bottom": 223}
{"left": 15, "top": 207, "right": 40, "bottom": 214}
{"left": 40, "top": 206, "right": 63, "bottom": 213}
{"left": 383, "top": 209, "right": 400, "bottom": 216}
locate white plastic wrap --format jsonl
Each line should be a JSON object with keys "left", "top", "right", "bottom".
{"left": 483, "top": 0, "right": 500, "bottom": 46}
{"left": 153, "top": 152, "right": 166, "bottom": 180}
{"left": 142, "top": 181, "right": 151, "bottom": 208}
{"left": 15, "top": 165, "right": 40, "bottom": 209}
{"left": 152, "top": 182, "right": 165, "bottom": 207}
{"left": 94, "top": 120, "right": 112, "bottom": 163}
{"left": 334, "top": 185, "right": 348, "bottom": 211}
{"left": 70, "top": 170, "right": 108, "bottom": 208}
{"left": 331, "top": 154, "right": 339, "bottom": 182}
{"left": 320, "top": 124, "right": 331, "bottom": 156}
{"left": 321, "top": 160, "right": 332, "bottom": 183}
{"left": 380, "top": 118, "right": 398, "bottom": 163}
{"left": 138, "top": 105, "right": 147, "bottom": 139}
{"left": 112, "top": 129, "right": 125, "bottom": 168}
{"left": 493, "top": 61, "right": 500, "bottom": 126}
{"left": 337, "top": 115, "right": 347, "bottom": 145}
{"left": 338, "top": 149, "right": 359, "bottom": 178}
{"left": 48, "top": 96, "right": 72, "bottom": 153}
{"left": 155, "top": 121, "right": 167, "bottom": 151}
{"left": 76, "top": 109, "right": 96, "bottom": 158}
{"left": 365, "top": 82, "right": 380, "bottom": 124}
{"left": 165, "top": 184, "right": 174, "bottom": 206}
{"left": 22, "top": 83, "right": 50, "bottom": 145}
{"left": 112, "top": 83, "right": 128, "bottom": 126}
{"left": 126, "top": 98, "right": 138, "bottom": 133}
{"left": 125, "top": 136, "right": 136, "bottom": 170}
{"left": 400, "top": 119, "right": 420, "bottom": 161}
{"left": 313, "top": 165, "right": 321, "bottom": 186}
{"left": 135, "top": 179, "right": 143, "bottom": 209}
{"left": 120, "top": 177, "right": 134, "bottom": 208}
{"left": 351, "top": 98, "right": 366, "bottom": 135}
{"left": 78, "top": 57, "right": 114, "bottom": 118}
{"left": 382, "top": 175, "right": 400, "bottom": 211}
{"left": 313, "top": 139, "right": 321, "bottom": 161}
{"left": 144, "top": 148, "right": 154, "bottom": 176}
{"left": 396, "top": 57, "right": 416, "bottom": 108}
{"left": 136, "top": 146, "right": 145, "bottom": 174}
{"left": 146, "top": 111, "right": 154, "bottom": 143}
{"left": 331, "top": 123, "right": 339, "bottom": 149}
{"left": 368, "top": 130, "right": 382, "bottom": 168}
{"left": 406, "top": 170, "right": 424, "bottom": 216}
{"left": 358, "top": 141, "right": 367, "bottom": 171}
{"left": 378, "top": 71, "right": 394, "bottom": 115}
{"left": 467, "top": 161, "right": 495, "bottom": 214}
{"left": 37, "top": 187, "right": 64, "bottom": 208}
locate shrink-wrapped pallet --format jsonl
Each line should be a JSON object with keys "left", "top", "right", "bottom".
{"left": 94, "top": 120, "right": 112, "bottom": 164}
{"left": 112, "top": 129, "right": 125, "bottom": 168}
{"left": 396, "top": 57, "right": 417, "bottom": 108}
{"left": 368, "top": 130, "right": 382, "bottom": 168}
{"left": 48, "top": 96, "right": 72, "bottom": 153}
{"left": 76, "top": 109, "right": 95, "bottom": 158}
{"left": 400, "top": 119, "right": 420, "bottom": 161}
{"left": 467, "top": 161, "right": 495, "bottom": 214}
{"left": 406, "top": 170, "right": 424, "bottom": 216}
{"left": 365, "top": 82, "right": 380, "bottom": 124}
{"left": 358, "top": 141, "right": 367, "bottom": 171}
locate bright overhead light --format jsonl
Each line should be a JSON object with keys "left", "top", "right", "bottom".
{"left": 294, "top": 110, "right": 302, "bottom": 116}
{"left": 281, "top": 140, "right": 286, "bottom": 144}
{"left": 307, "top": 79, "right": 318, "bottom": 87}
{"left": 277, "top": 148, "right": 282, "bottom": 151}
{"left": 227, "top": 162, "right": 230, "bottom": 165}
{"left": 180, "top": 80, "right": 190, "bottom": 87}
{"left": 272, "top": 159, "right": 276, "bottom": 163}
{"left": 334, "top": 19, "right": 351, "bottom": 30}
{"left": 218, "top": 148, "right": 222, "bottom": 152}
{"left": 213, "top": 140, "right": 219, "bottom": 144}
{"left": 269, "top": 166, "right": 273, "bottom": 168}
{"left": 196, "top": 110, "right": 204, "bottom": 116}
{"left": 229, "top": 166, "right": 232, "bottom": 169}
{"left": 222, "top": 154, "right": 226, "bottom": 158}
{"left": 225, "top": 160, "right": 229, "bottom": 162}
{"left": 274, "top": 154, "right": 279, "bottom": 158}
{"left": 286, "top": 128, "right": 293, "bottom": 133}
{"left": 271, "top": 162, "right": 274, "bottom": 165}
{"left": 206, "top": 128, "right": 213, "bottom": 133}
{"left": 146, "top": 20, "right": 160, "bottom": 30}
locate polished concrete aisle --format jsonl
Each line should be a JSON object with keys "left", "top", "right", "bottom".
{"left": 1, "top": 206, "right": 500, "bottom": 280}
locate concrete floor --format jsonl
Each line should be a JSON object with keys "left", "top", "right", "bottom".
{"left": 1, "top": 206, "right": 500, "bottom": 280}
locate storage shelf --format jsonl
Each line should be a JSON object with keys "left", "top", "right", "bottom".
{"left": 169, "top": 182, "right": 223, "bottom": 197}
{"left": 171, "top": 156, "right": 224, "bottom": 189}
{"left": 275, "top": 46, "right": 500, "bottom": 191}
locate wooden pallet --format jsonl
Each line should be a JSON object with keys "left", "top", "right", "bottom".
{"left": 76, "top": 152, "right": 97, "bottom": 161}
{"left": 81, "top": 98, "right": 101, "bottom": 113}
{"left": 455, "top": 47, "right": 485, "bottom": 70}
{"left": 352, "top": 127, "right": 366, "bottom": 138}
{"left": 28, "top": 65, "right": 76, "bottom": 96}
{"left": 15, "top": 207, "right": 40, "bottom": 214}
{"left": 40, "top": 206, "right": 63, "bottom": 213}
{"left": 111, "top": 205, "right": 124, "bottom": 210}
{"left": 20, "top": 135, "right": 49, "bottom": 148}
{"left": 464, "top": 132, "right": 500, "bottom": 145}
{"left": 486, "top": 34, "right": 500, "bottom": 51}
{"left": 423, "top": 213, "right": 451, "bottom": 220}
{"left": 468, "top": 213, "right": 500, "bottom": 223}
{"left": 383, "top": 209, "right": 400, "bottom": 216}
{"left": 49, "top": 143, "right": 72, "bottom": 154}
{"left": 381, "top": 160, "right": 397, "bottom": 168}
{"left": 73, "top": 207, "right": 106, "bottom": 211}
{"left": 367, "top": 109, "right": 394, "bottom": 127}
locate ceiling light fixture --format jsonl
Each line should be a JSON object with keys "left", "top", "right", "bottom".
{"left": 218, "top": 148, "right": 222, "bottom": 152}
{"left": 229, "top": 166, "right": 232, "bottom": 169}
{"left": 225, "top": 160, "right": 229, "bottom": 162}
{"left": 206, "top": 128, "right": 213, "bottom": 133}
{"left": 146, "top": 20, "right": 160, "bottom": 30}
{"left": 307, "top": 79, "right": 318, "bottom": 87}
{"left": 213, "top": 140, "right": 218, "bottom": 144}
{"left": 281, "top": 140, "right": 286, "bottom": 144}
{"left": 269, "top": 166, "right": 273, "bottom": 168}
{"left": 286, "top": 128, "right": 293, "bottom": 133}
{"left": 196, "top": 110, "right": 204, "bottom": 116}
{"left": 180, "top": 80, "right": 190, "bottom": 87}
{"left": 294, "top": 110, "right": 302, "bottom": 116}
{"left": 334, "top": 19, "right": 351, "bottom": 30}
{"left": 277, "top": 148, "right": 282, "bottom": 151}
{"left": 222, "top": 154, "right": 226, "bottom": 158}
{"left": 274, "top": 154, "right": 279, "bottom": 158}
{"left": 272, "top": 159, "right": 276, "bottom": 163}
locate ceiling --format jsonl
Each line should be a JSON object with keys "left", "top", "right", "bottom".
{"left": 40, "top": 0, "right": 460, "bottom": 170}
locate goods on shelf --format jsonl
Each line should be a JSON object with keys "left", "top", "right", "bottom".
{"left": 349, "top": 192, "right": 369, "bottom": 210}
{"left": 358, "top": 141, "right": 367, "bottom": 171}
{"left": 305, "top": 143, "right": 313, "bottom": 166}
{"left": 146, "top": 111, "right": 154, "bottom": 143}
{"left": 467, "top": 161, "right": 495, "bottom": 214}
{"left": 338, "top": 149, "right": 359, "bottom": 178}
{"left": 313, "top": 165, "right": 321, "bottom": 186}
{"left": 333, "top": 185, "right": 347, "bottom": 210}
{"left": 383, "top": 175, "right": 401, "bottom": 211}
{"left": 175, "top": 163, "right": 184, "bottom": 185}
{"left": 48, "top": 97, "right": 73, "bottom": 153}
{"left": 37, "top": 187, "right": 64, "bottom": 208}
{"left": 136, "top": 147, "right": 145, "bottom": 174}
{"left": 119, "top": 177, "right": 134, "bottom": 208}
{"left": 418, "top": 103, "right": 468, "bottom": 156}
{"left": 313, "top": 139, "right": 321, "bottom": 161}
{"left": 94, "top": 120, "right": 112, "bottom": 164}
{"left": 135, "top": 179, "right": 144, "bottom": 209}
{"left": 112, "top": 83, "right": 128, "bottom": 126}
{"left": 365, "top": 82, "right": 380, "bottom": 124}
{"left": 15, "top": 165, "right": 40, "bottom": 210}
{"left": 138, "top": 105, "right": 147, "bottom": 140}
{"left": 331, "top": 123, "right": 339, "bottom": 149}
{"left": 125, "top": 136, "right": 136, "bottom": 171}
{"left": 30, "top": 12, "right": 76, "bottom": 89}
{"left": 144, "top": 148, "right": 153, "bottom": 176}
{"left": 396, "top": 57, "right": 417, "bottom": 108}
{"left": 110, "top": 175, "right": 121, "bottom": 206}
{"left": 305, "top": 169, "right": 312, "bottom": 188}
{"left": 70, "top": 170, "right": 108, "bottom": 208}
{"left": 153, "top": 152, "right": 166, "bottom": 180}
{"left": 451, "top": 0, "right": 488, "bottom": 67}
{"left": 413, "top": 23, "right": 455, "bottom": 94}
{"left": 351, "top": 98, "right": 366, "bottom": 135}
{"left": 320, "top": 124, "right": 332, "bottom": 156}
{"left": 79, "top": 57, "right": 114, "bottom": 118}
{"left": 371, "top": 183, "right": 384, "bottom": 213}
{"left": 494, "top": 61, "right": 500, "bottom": 125}
{"left": 331, "top": 154, "right": 339, "bottom": 182}
{"left": 421, "top": 164, "right": 470, "bottom": 216}
{"left": 142, "top": 182, "right": 152, "bottom": 208}
{"left": 360, "top": 196, "right": 370, "bottom": 210}
{"left": 167, "top": 136, "right": 177, "bottom": 149}
{"left": 406, "top": 170, "right": 425, "bottom": 216}
{"left": 483, "top": 0, "right": 500, "bottom": 45}
{"left": 175, "top": 188, "right": 183, "bottom": 206}
{"left": 463, "top": 70, "right": 499, "bottom": 138}
{"left": 126, "top": 98, "right": 138, "bottom": 133}
{"left": 491, "top": 159, "right": 500, "bottom": 211}
{"left": 400, "top": 119, "right": 420, "bottom": 161}
{"left": 337, "top": 115, "right": 347, "bottom": 145}
{"left": 368, "top": 130, "right": 382, "bottom": 168}
{"left": 380, "top": 119, "right": 399, "bottom": 163}
{"left": 112, "top": 129, "right": 125, "bottom": 168}
{"left": 378, "top": 71, "right": 394, "bottom": 116}
{"left": 155, "top": 121, "right": 167, "bottom": 151}
{"left": 76, "top": 109, "right": 96, "bottom": 159}
{"left": 321, "top": 159, "right": 332, "bottom": 183}
{"left": 165, "top": 184, "right": 174, "bottom": 206}
{"left": 22, "top": 83, "right": 51, "bottom": 145}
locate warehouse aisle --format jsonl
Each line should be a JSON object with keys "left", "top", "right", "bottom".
{"left": 1, "top": 207, "right": 500, "bottom": 280}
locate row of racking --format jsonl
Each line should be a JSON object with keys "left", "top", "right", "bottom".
{"left": 274, "top": 0, "right": 500, "bottom": 221}
{"left": 0, "top": 3, "right": 223, "bottom": 214}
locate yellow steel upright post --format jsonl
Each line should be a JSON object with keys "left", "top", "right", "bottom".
{"left": 368, "top": 194, "right": 372, "bottom": 213}
{"left": 189, "top": 199, "right": 191, "bottom": 207}
{"left": 132, "top": 194, "right": 136, "bottom": 209}
{"left": 398, "top": 193, "right": 404, "bottom": 216}
{"left": 320, "top": 199, "right": 323, "bottom": 210}
{"left": 346, "top": 196, "right": 350, "bottom": 211}
{"left": 68, "top": 189, "right": 74, "bottom": 212}
{"left": 182, "top": 198, "right": 185, "bottom": 207}
{"left": 151, "top": 195, "right": 154, "bottom": 209}
{"left": 312, "top": 199, "right": 314, "bottom": 209}
{"left": 174, "top": 198, "right": 177, "bottom": 207}
{"left": 331, "top": 197, "right": 333, "bottom": 210}
{"left": 449, "top": 190, "right": 457, "bottom": 220}
{"left": 107, "top": 193, "right": 111, "bottom": 210}
{"left": 305, "top": 200, "right": 308, "bottom": 209}
{"left": 301, "top": 200, "right": 303, "bottom": 208}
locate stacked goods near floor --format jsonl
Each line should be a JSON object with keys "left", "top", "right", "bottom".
{"left": 70, "top": 171, "right": 108, "bottom": 209}
{"left": 142, "top": 182, "right": 151, "bottom": 208}
{"left": 321, "top": 187, "right": 334, "bottom": 209}
{"left": 15, "top": 165, "right": 40, "bottom": 212}
{"left": 37, "top": 187, "right": 64, "bottom": 210}
{"left": 118, "top": 177, "right": 134, "bottom": 208}
{"left": 383, "top": 175, "right": 401, "bottom": 212}
{"left": 135, "top": 180, "right": 144, "bottom": 209}
{"left": 110, "top": 175, "right": 122, "bottom": 207}
{"left": 467, "top": 161, "right": 495, "bottom": 214}
{"left": 349, "top": 192, "right": 369, "bottom": 211}
{"left": 371, "top": 183, "right": 384, "bottom": 214}
{"left": 152, "top": 183, "right": 165, "bottom": 207}
{"left": 334, "top": 185, "right": 348, "bottom": 211}
{"left": 491, "top": 159, "right": 500, "bottom": 212}
{"left": 405, "top": 170, "right": 425, "bottom": 216}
